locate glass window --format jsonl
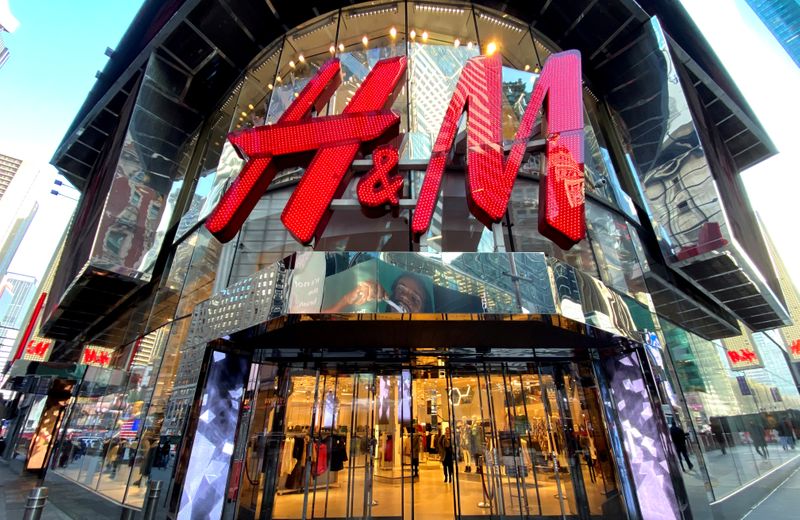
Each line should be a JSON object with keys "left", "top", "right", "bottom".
{"left": 123, "top": 318, "right": 191, "bottom": 507}
{"left": 506, "top": 179, "right": 599, "bottom": 278}
{"left": 52, "top": 367, "right": 130, "bottom": 496}
{"left": 175, "top": 227, "right": 224, "bottom": 318}
{"left": 228, "top": 187, "right": 310, "bottom": 285}
{"left": 585, "top": 202, "right": 647, "bottom": 300}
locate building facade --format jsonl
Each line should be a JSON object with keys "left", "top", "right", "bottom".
{"left": 0, "top": 153, "right": 23, "bottom": 201}
{"left": 746, "top": 0, "right": 800, "bottom": 68}
{"left": 4, "top": 1, "right": 800, "bottom": 520}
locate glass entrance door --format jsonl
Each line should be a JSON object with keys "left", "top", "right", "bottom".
{"left": 237, "top": 357, "right": 631, "bottom": 520}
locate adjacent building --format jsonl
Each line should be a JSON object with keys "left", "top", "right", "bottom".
{"left": 0, "top": 153, "right": 23, "bottom": 201}
{"left": 746, "top": 0, "right": 800, "bottom": 68}
{"left": 3, "top": 2, "right": 800, "bottom": 520}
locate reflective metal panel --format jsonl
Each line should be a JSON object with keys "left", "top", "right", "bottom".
{"left": 186, "top": 252, "right": 641, "bottom": 345}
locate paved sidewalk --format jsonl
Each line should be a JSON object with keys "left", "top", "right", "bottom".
{"left": 741, "top": 463, "right": 800, "bottom": 520}
{"left": 0, "top": 460, "right": 72, "bottom": 520}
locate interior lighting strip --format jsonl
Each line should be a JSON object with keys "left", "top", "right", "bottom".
{"left": 293, "top": 15, "right": 337, "bottom": 39}
{"left": 478, "top": 12, "right": 526, "bottom": 33}
{"left": 349, "top": 3, "right": 399, "bottom": 18}
{"left": 415, "top": 3, "right": 464, "bottom": 14}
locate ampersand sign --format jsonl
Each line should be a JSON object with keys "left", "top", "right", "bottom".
{"left": 357, "top": 145, "right": 403, "bottom": 208}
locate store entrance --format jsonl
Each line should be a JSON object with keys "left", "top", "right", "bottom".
{"left": 234, "top": 355, "right": 628, "bottom": 520}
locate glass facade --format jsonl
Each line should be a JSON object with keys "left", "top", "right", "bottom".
{"left": 659, "top": 321, "right": 800, "bottom": 500}
{"left": 25, "top": 2, "right": 799, "bottom": 520}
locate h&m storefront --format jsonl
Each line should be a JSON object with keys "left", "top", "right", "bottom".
{"left": 35, "top": 1, "right": 799, "bottom": 520}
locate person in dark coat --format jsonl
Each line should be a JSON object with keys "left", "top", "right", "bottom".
{"left": 748, "top": 420, "right": 768, "bottom": 459}
{"left": 669, "top": 420, "right": 693, "bottom": 471}
{"left": 437, "top": 427, "right": 455, "bottom": 483}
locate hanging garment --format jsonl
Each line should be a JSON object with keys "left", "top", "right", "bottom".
{"left": 328, "top": 435, "right": 348, "bottom": 472}
{"left": 315, "top": 442, "right": 328, "bottom": 476}
{"left": 285, "top": 437, "right": 309, "bottom": 489}
{"left": 280, "top": 438, "right": 295, "bottom": 475}
{"left": 384, "top": 436, "right": 394, "bottom": 462}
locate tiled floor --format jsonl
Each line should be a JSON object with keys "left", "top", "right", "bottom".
{"left": 0, "top": 460, "right": 72, "bottom": 520}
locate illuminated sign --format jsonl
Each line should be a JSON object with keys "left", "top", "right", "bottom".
{"left": 80, "top": 344, "right": 114, "bottom": 368}
{"left": 790, "top": 339, "right": 800, "bottom": 362}
{"left": 22, "top": 336, "right": 52, "bottom": 362}
{"left": 207, "top": 51, "right": 585, "bottom": 249}
{"left": 726, "top": 347, "right": 762, "bottom": 371}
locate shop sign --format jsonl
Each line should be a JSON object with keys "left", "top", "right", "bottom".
{"left": 22, "top": 336, "right": 52, "bottom": 362}
{"left": 207, "top": 51, "right": 585, "bottom": 250}
{"left": 790, "top": 339, "right": 800, "bottom": 362}
{"left": 80, "top": 344, "right": 114, "bottom": 368}
{"left": 726, "top": 348, "right": 760, "bottom": 369}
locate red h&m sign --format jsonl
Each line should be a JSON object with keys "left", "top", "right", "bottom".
{"left": 206, "top": 51, "right": 585, "bottom": 250}
{"left": 726, "top": 347, "right": 762, "bottom": 371}
{"left": 80, "top": 344, "right": 114, "bottom": 368}
{"left": 22, "top": 336, "right": 52, "bottom": 362}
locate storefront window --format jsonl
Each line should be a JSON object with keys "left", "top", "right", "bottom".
{"left": 661, "top": 320, "right": 800, "bottom": 499}
{"left": 123, "top": 318, "right": 191, "bottom": 507}
{"left": 52, "top": 367, "right": 129, "bottom": 493}
{"left": 231, "top": 355, "right": 629, "bottom": 520}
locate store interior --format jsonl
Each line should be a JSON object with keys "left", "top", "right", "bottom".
{"left": 238, "top": 359, "right": 624, "bottom": 519}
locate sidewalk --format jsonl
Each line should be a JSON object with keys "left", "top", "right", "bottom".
{"left": 0, "top": 460, "right": 72, "bottom": 520}
{"left": 741, "top": 463, "right": 800, "bottom": 520}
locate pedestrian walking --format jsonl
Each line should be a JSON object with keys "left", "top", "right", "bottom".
{"left": 669, "top": 420, "right": 694, "bottom": 471}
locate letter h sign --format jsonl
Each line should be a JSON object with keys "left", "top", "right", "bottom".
{"left": 206, "top": 51, "right": 585, "bottom": 250}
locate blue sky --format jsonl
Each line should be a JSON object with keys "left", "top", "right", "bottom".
{"left": 0, "top": 1, "right": 144, "bottom": 161}
{"left": 0, "top": 0, "right": 797, "bottom": 290}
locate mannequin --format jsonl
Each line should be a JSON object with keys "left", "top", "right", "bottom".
{"left": 460, "top": 417, "right": 472, "bottom": 472}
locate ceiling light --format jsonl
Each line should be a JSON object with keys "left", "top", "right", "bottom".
{"left": 338, "top": 43, "right": 345, "bottom": 52}
{"left": 524, "top": 64, "right": 530, "bottom": 71}
{"left": 362, "top": 35, "right": 369, "bottom": 46}
{"left": 421, "top": 31, "right": 429, "bottom": 42}
{"left": 486, "top": 41, "right": 498, "bottom": 55}
{"left": 390, "top": 26, "right": 397, "bottom": 38}
{"left": 247, "top": 104, "right": 254, "bottom": 110}
{"left": 329, "top": 45, "right": 336, "bottom": 54}
{"left": 466, "top": 41, "right": 473, "bottom": 50}
{"left": 289, "top": 60, "right": 296, "bottom": 69}
{"left": 298, "top": 54, "right": 305, "bottom": 63}
{"left": 241, "top": 111, "right": 247, "bottom": 117}
{"left": 454, "top": 39, "right": 460, "bottom": 48}
{"left": 410, "top": 30, "right": 416, "bottom": 40}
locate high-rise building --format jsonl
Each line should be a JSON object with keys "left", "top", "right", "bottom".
{"left": 760, "top": 217, "right": 800, "bottom": 364}
{"left": 746, "top": 0, "right": 800, "bottom": 67}
{"left": 0, "top": 153, "right": 23, "bottom": 201}
{"left": 0, "top": 273, "right": 36, "bottom": 329}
